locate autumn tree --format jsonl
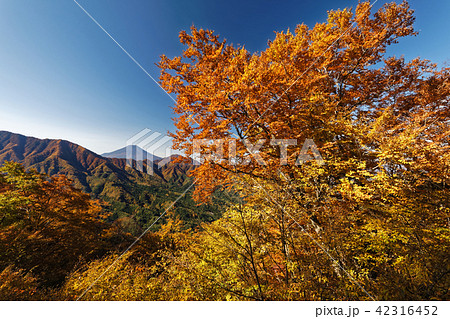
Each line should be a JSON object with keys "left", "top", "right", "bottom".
{"left": 61, "top": 218, "right": 187, "bottom": 300}
{"left": 159, "top": 0, "right": 449, "bottom": 300}
{"left": 151, "top": 203, "right": 348, "bottom": 300}
{"left": 0, "top": 162, "right": 116, "bottom": 289}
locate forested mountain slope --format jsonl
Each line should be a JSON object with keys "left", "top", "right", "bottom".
{"left": 0, "top": 131, "right": 223, "bottom": 231}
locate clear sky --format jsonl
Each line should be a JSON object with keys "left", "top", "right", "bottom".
{"left": 0, "top": 0, "right": 449, "bottom": 155}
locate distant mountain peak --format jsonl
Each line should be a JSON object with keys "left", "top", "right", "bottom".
{"left": 101, "top": 145, "right": 162, "bottom": 161}
{"left": 0, "top": 131, "right": 194, "bottom": 192}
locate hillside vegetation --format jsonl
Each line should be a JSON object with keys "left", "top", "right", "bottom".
{"left": 0, "top": 131, "right": 224, "bottom": 232}
{"left": 0, "top": 1, "right": 449, "bottom": 300}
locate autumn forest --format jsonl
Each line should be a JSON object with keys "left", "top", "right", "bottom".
{"left": 1, "top": 1, "right": 449, "bottom": 301}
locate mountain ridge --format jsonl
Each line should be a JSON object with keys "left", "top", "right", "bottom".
{"left": 0, "top": 131, "right": 221, "bottom": 231}
{"left": 0, "top": 130, "right": 192, "bottom": 189}
{"left": 102, "top": 145, "right": 162, "bottom": 162}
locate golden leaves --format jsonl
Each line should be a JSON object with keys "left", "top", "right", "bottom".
{"left": 153, "top": 1, "right": 450, "bottom": 300}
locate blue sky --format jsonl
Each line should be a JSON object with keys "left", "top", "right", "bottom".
{"left": 0, "top": 0, "right": 449, "bottom": 154}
